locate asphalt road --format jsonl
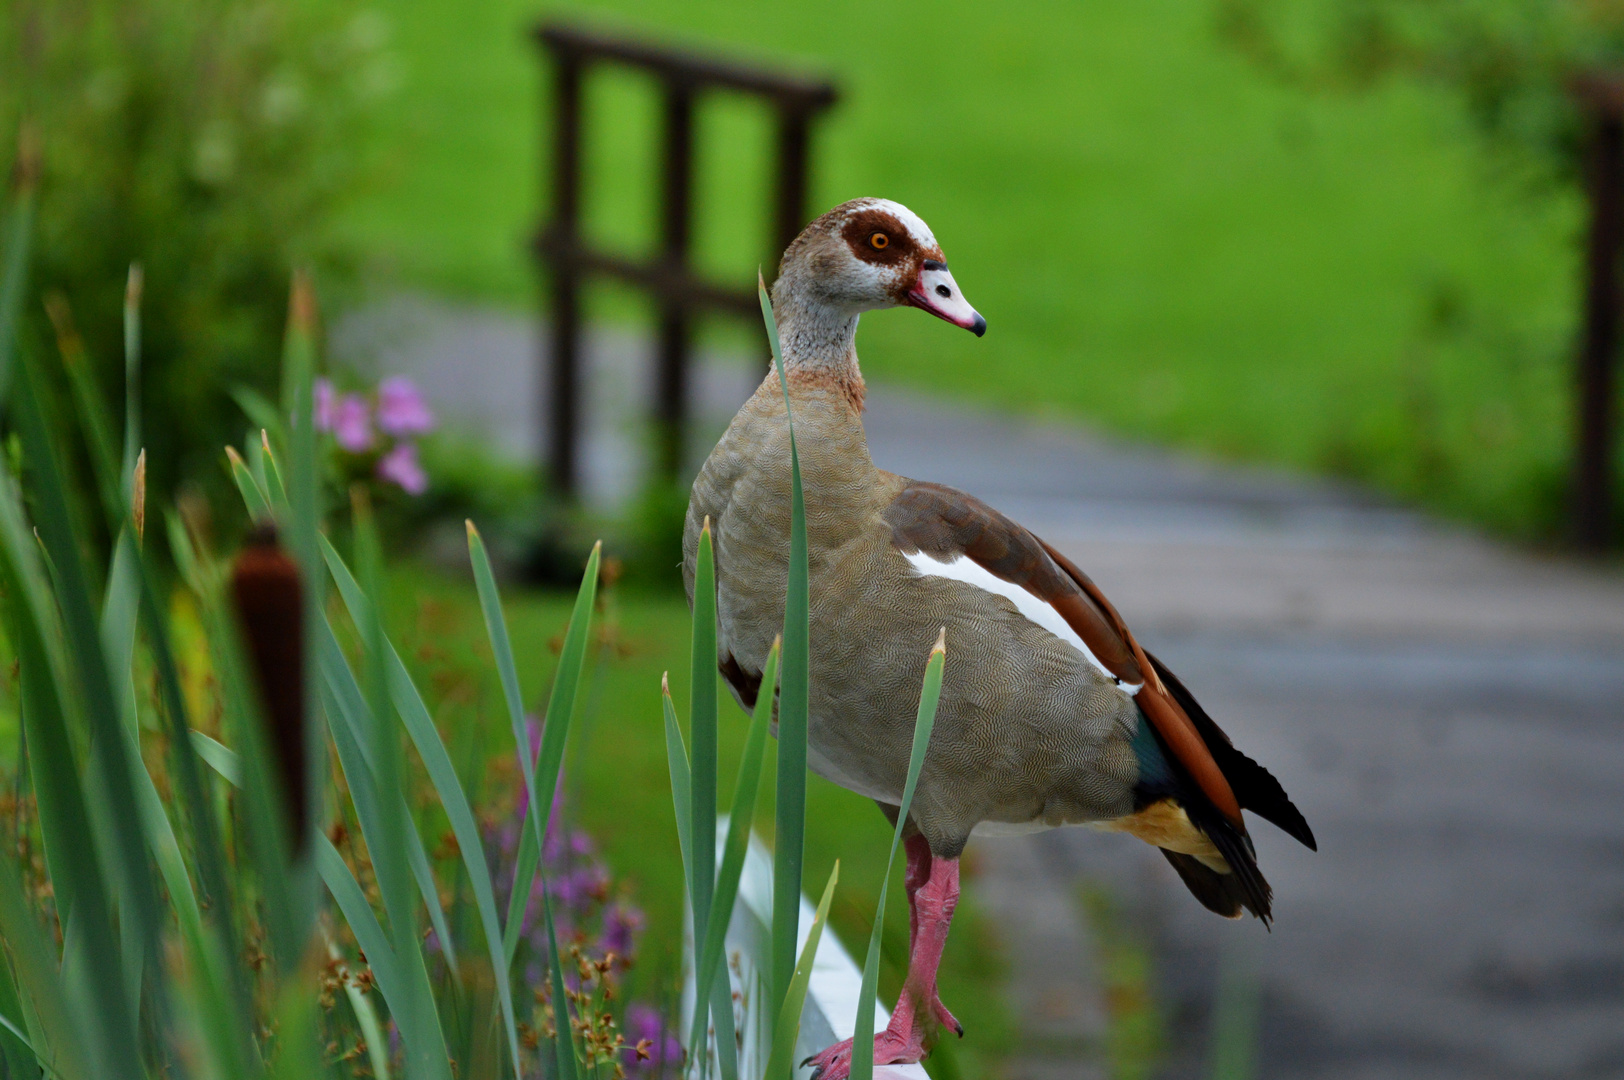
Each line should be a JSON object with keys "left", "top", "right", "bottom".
{"left": 338, "top": 298, "right": 1624, "bottom": 1080}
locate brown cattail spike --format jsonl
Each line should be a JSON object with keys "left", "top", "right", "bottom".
{"left": 231, "top": 520, "right": 307, "bottom": 854}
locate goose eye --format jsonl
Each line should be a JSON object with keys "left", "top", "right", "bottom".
{"left": 869, "top": 232, "right": 889, "bottom": 250}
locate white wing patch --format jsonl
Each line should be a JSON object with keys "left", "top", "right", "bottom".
{"left": 903, "top": 550, "right": 1142, "bottom": 695}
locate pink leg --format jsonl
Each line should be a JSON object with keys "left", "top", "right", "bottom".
{"left": 903, "top": 835, "right": 961, "bottom": 1037}
{"left": 804, "top": 843, "right": 962, "bottom": 1080}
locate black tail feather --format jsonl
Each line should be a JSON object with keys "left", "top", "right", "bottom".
{"left": 1160, "top": 850, "right": 1244, "bottom": 919}
{"left": 1186, "top": 802, "right": 1274, "bottom": 927}
{"left": 1148, "top": 650, "right": 1317, "bottom": 852}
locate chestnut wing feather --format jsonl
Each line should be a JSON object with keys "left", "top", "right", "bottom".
{"left": 883, "top": 481, "right": 1244, "bottom": 829}
{"left": 884, "top": 482, "right": 1142, "bottom": 683}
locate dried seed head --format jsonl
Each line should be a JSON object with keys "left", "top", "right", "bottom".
{"left": 132, "top": 450, "right": 146, "bottom": 544}
{"left": 288, "top": 269, "right": 317, "bottom": 340}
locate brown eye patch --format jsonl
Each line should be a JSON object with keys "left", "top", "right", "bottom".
{"left": 841, "top": 208, "right": 913, "bottom": 266}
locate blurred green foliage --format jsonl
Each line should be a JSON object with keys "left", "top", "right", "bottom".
{"left": 349, "top": 0, "right": 1592, "bottom": 541}
{"left": 0, "top": 0, "right": 394, "bottom": 508}
{"left": 1218, "top": 0, "right": 1624, "bottom": 176}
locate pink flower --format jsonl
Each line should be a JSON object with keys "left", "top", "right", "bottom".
{"left": 377, "top": 441, "right": 427, "bottom": 495}
{"left": 376, "top": 376, "right": 435, "bottom": 436}
{"left": 313, "top": 378, "right": 336, "bottom": 432}
{"left": 333, "top": 394, "right": 374, "bottom": 452}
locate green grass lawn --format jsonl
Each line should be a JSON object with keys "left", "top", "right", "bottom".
{"left": 383, "top": 564, "right": 1013, "bottom": 1078}
{"left": 347, "top": 0, "right": 1590, "bottom": 538}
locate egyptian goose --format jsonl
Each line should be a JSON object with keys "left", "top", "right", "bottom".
{"left": 683, "top": 198, "right": 1315, "bottom": 1078}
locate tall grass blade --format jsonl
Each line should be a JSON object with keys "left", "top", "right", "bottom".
{"left": 3, "top": 356, "right": 153, "bottom": 1074}
{"left": 541, "top": 880, "right": 580, "bottom": 1080}
{"left": 763, "top": 862, "right": 838, "bottom": 1080}
{"left": 315, "top": 590, "right": 460, "bottom": 976}
{"left": 327, "top": 934, "right": 394, "bottom": 1080}
{"left": 102, "top": 531, "right": 141, "bottom": 737}
{"left": 320, "top": 534, "right": 524, "bottom": 1075}
{"left": 761, "top": 275, "right": 810, "bottom": 1030}
{"left": 688, "top": 640, "right": 779, "bottom": 1066}
{"left": 45, "top": 296, "right": 123, "bottom": 519}
{"left": 315, "top": 835, "right": 406, "bottom": 1025}
{"left": 498, "top": 539, "right": 600, "bottom": 967}
{"left": 260, "top": 430, "right": 289, "bottom": 508}
{"left": 662, "top": 676, "right": 693, "bottom": 893}
{"left": 0, "top": 854, "right": 86, "bottom": 1080}
{"left": 228, "top": 446, "right": 272, "bottom": 520}
{"left": 0, "top": 125, "right": 38, "bottom": 404}
{"left": 687, "top": 521, "right": 719, "bottom": 1063}
{"left": 281, "top": 274, "right": 324, "bottom": 917}
{"left": 0, "top": 940, "right": 39, "bottom": 1076}
{"left": 849, "top": 631, "right": 947, "bottom": 1080}
{"left": 190, "top": 730, "right": 243, "bottom": 786}
{"left": 353, "top": 492, "right": 454, "bottom": 1080}
{"left": 143, "top": 480, "right": 262, "bottom": 1066}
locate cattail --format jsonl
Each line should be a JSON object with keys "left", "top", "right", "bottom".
{"left": 231, "top": 521, "right": 306, "bottom": 852}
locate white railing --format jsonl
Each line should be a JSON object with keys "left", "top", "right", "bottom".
{"left": 684, "top": 822, "right": 929, "bottom": 1080}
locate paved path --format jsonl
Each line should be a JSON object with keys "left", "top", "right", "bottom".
{"left": 337, "top": 296, "right": 1624, "bottom": 1080}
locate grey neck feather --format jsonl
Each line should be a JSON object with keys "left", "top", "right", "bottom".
{"left": 771, "top": 291, "right": 861, "bottom": 377}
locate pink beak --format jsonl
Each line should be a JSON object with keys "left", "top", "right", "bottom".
{"left": 906, "top": 260, "right": 986, "bottom": 336}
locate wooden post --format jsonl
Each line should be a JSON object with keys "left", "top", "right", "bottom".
{"left": 533, "top": 24, "right": 837, "bottom": 501}
{"left": 774, "top": 106, "right": 813, "bottom": 272}
{"left": 656, "top": 83, "right": 696, "bottom": 482}
{"left": 546, "top": 50, "right": 584, "bottom": 498}
{"left": 1575, "top": 77, "right": 1624, "bottom": 551}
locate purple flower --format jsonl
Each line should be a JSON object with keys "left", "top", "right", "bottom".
{"left": 377, "top": 441, "right": 427, "bottom": 495}
{"left": 599, "top": 902, "right": 644, "bottom": 957}
{"left": 314, "top": 378, "right": 336, "bottom": 431}
{"left": 333, "top": 394, "right": 374, "bottom": 452}
{"left": 376, "top": 376, "right": 435, "bottom": 436}
{"left": 622, "top": 1005, "right": 681, "bottom": 1074}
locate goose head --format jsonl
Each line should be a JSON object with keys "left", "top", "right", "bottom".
{"left": 773, "top": 198, "right": 986, "bottom": 340}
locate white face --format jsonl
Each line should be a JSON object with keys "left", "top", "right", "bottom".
{"left": 815, "top": 198, "right": 986, "bottom": 336}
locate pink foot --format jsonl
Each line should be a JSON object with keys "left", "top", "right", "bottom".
{"left": 801, "top": 1023, "right": 927, "bottom": 1080}
{"left": 803, "top": 843, "right": 964, "bottom": 1079}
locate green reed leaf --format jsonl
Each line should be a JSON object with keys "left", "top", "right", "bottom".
{"left": 541, "top": 877, "right": 580, "bottom": 1080}
{"left": 761, "top": 275, "right": 810, "bottom": 1031}
{"left": 850, "top": 632, "right": 946, "bottom": 1080}
{"left": 764, "top": 861, "right": 839, "bottom": 1080}
{"left": 687, "top": 520, "right": 719, "bottom": 1063}
{"left": 321, "top": 534, "right": 523, "bottom": 1076}
{"left": 500, "top": 539, "right": 599, "bottom": 969}
{"left": 228, "top": 446, "right": 272, "bottom": 520}
{"left": 689, "top": 639, "right": 779, "bottom": 1067}
{"left": 353, "top": 493, "right": 454, "bottom": 1080}
{"left": 662, "top": 678, "right": 693, "bottom": 892}
{"left": 3, "top": 355, "right": 151, "bottom": 1074}
{"left": 317, "top": 621, "right": 460, "bottom": 976}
